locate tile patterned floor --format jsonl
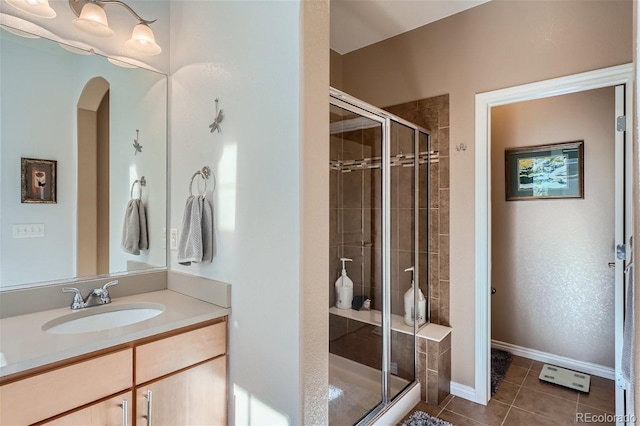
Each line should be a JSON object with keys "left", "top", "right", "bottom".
{"left": 399, "top": 355, "right": 616, "bottom": 426}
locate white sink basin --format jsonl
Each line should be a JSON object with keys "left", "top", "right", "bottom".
{"left": 42, "top": 302, "right": 165, "bottom": 334}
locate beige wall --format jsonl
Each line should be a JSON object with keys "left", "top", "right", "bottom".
{"left": 339, "top": 0, "right": 633, "bottom": 387}
{"left": 302, "top": 1, "right": 329, "bottom": 423}
{"left": 491, "top": 88, "right": 615, "bottom": 368}
{"left": 330, "top": 49, "right": 343, "bottom": 90}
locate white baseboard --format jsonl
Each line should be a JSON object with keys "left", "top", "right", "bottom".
{"left": 491, "top": 340, "right": 615, "bottom": 380}
{"left": 450, "top": 382, "right": 482, "bottom": 404}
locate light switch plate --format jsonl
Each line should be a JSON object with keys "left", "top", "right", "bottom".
{"left": 12, "top": 224, "right": 45, "bottom": 238}
{"left": 170, "top": 229, "right": 178, "bottom": 250}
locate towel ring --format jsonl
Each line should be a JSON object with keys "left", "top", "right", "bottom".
{"left": 189, "top": 166, "right": 216, "bottom": 196}
{"left": 130, "top": 176, "right": 146, "bottom": 199}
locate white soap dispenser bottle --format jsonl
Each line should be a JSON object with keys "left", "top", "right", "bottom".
{"left": 403, "top": 266, "right": 427, "bottom": 326}
{"left": 335, "top": 258, "right": 354, "bottom": 310}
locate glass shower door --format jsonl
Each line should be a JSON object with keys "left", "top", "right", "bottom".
{"left": 328, "top": 102, "right": 384, "bottom": 426}
{"left": 388, "top": 121, "right": 418, "bottom": 401}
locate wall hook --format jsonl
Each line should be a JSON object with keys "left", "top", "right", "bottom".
{"left": 209, "top": 98, "right": 224, "bottom": 134}
{"left": 455, "top": 143, "right": 467, "bottom": 152}
{"left": 133, "top": 129, "right": 143, "bottom": 155}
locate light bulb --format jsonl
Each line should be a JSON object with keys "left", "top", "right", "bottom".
{"left": 73, "top": 2, "right": 113, "bottom": 37}
{"left": 125, "top": 23, "right": 161, "bottom": 56}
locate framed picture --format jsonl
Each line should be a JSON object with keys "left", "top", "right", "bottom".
{"left": 505, "top": 141, "right": 583, "bottom": 201}
{"left": 21, "top": 157, "right": 57, "bottom": 204}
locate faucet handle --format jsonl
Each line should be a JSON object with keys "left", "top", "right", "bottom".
{"left": 95, "top": 280, "right": 118, "bottom": 304}
{"left": 102, "top": 280, "right": 119, "bottom": 291}
{"left": 62, "top": 287, "right": 85, "bottom": 309}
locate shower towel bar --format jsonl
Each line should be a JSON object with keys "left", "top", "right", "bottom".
{"left": 130, "top": 176, "right": 146, "bottom": 199}
{"left": 189, "top": 166, "right": 216, "bottom": 196}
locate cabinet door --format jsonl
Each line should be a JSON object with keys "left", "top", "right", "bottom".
{"left": 136, "top": 357, "right": 226, "bottom": 426}
{"left": 43, "top": 391, "right": 133, "bottom": 426}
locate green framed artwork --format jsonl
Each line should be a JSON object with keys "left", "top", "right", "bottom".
{"left": 505, "top": 141, "right": 584, "bottom": 201}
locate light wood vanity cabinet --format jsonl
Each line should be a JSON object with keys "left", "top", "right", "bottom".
{"left": 0, "top": 318, "right": 227, "bottom": 426}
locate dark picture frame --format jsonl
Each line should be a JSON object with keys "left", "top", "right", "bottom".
{"left": 505, "top": 141, "right": 584, "bottom": 201}
{"left": 21, "top": 157, "right": 57, "bottom": 204}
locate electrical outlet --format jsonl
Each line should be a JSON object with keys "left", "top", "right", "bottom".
{"left": 170, "top": 229, "right": 178, "bottom": 250}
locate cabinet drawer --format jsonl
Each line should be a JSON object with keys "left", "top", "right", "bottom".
{"left": 0, "top": 349, "right": 132, "bottom": 426}
{"left": 136, "top": 321, "right": 226, "bottom": 384}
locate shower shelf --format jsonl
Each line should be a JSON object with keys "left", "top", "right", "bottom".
{"left": 330, "top": 150, "right": 439, "bottom": 172}
{"left": 329, "top": 307, "right": 451, "bottom": 342}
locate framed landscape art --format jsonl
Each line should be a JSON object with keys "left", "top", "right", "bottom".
{"left": 505, "top": 141, "right": 583, "bottom": 201}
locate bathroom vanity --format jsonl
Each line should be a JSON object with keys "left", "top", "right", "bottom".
{"left": 0, "top": 290, "right": 229, "bottom": 425}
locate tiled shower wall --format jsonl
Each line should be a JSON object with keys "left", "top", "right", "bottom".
{"left": 329, "top": 123, "right": 382, "bottom": 308}
{"left": 384, "top": 95, "right": 450, "bottom": 326}
{"left": 329, "top": 94, "right": 450, "bottom": 326}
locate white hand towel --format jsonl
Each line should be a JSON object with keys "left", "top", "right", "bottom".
{"left": 178, "top": 195, "right": 213, "bottom": 265}
{"left": 121, "top": 199, "right": 148, "bottom": 255}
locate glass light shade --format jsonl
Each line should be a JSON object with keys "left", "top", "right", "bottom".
{"left": 58, "top": 42, "right": 94, "bottom": 55}
{"left": 73, "top": 2, "right": 114, "bottom": 37}
{"left": 5, "top": 0, "right": 56, "bottom": 18}
{"left": 0, "top": 24, "right": 40, "bottom": 38}
{"left": 107, "top": 57, "right": 137, "bottom": 68}
{"left": 125, "top": 23, "right": 161, "bottom": 56}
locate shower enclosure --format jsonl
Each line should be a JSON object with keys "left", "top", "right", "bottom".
{"left": 328, "top": 88, "right": 432, "bottom": 425}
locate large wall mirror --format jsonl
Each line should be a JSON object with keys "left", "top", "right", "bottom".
{"left": 0, "top": 26, "right": 167, "bottom": 290}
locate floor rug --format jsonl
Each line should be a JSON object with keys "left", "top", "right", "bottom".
{"left": 402, "top": 411, "right": 454, "bottom": 426}
{"left": 491, "top": 348, "right": 512, "bottom": 395}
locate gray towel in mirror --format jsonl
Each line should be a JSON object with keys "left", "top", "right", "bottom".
{"left": 121, "top": 198, "right": 148, "bottom": 255}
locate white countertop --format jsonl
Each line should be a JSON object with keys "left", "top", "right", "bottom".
{"left": 329, "top": 306, "right": 451, "bottom": 342}
{"left": 0, "top": 290, "right": 230, "bottom": 378}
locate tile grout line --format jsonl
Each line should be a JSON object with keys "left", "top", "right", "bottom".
{"left": 501, "top": 364, "right": 526, "bottom": 426}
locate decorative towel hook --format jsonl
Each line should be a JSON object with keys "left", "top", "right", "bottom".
{"left": 209, "top": 98, "right": 224, "bottom": 134}
{"left": 130, "top": 176, "right": 146, "bottom": 199}
{"left": 133, "top": 129, "right": 143, "bottom": 155}
{"left": 189, "top": 166, "right": 216, "bottom": 196}
{"left": 455, "top": 143, "right": 467, "bottom": 152}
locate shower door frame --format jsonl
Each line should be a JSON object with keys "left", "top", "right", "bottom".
{"left": 330, "top": 87, "right": 431, "bottom": 424}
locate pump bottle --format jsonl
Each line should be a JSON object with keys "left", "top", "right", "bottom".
{"left": 335, "top": 258, "right": 353, "bottom": 310}
{"left": 403, "top": 266, "right": 426, "bottom": 326}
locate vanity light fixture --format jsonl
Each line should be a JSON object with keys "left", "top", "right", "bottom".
{"left": 4, "top": 0, "right": 56, "bottom": 19}
{"left": 68, "top": 0, "right": 161, "bottom": 56}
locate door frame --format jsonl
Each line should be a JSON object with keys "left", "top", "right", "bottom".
{"left": 474, "top": 63, "right": 634, "bottom": 407}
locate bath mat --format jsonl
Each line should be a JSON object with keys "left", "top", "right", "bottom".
{"left": 539, "top": 364, "right": 590, "bottom": 392}
{"left": 402, "top": 411, "right": 454, "bottom": 426}
{"left": 491, "top": 348, "right": 512, "bottom": 395}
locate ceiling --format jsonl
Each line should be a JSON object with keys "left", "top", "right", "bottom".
{"left": 330, "top": 0, "right": 490, "bottom": 55}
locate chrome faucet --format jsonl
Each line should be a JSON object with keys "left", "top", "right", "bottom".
{"left": 62, "top": 280, "right": 119, "bottom": 310}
